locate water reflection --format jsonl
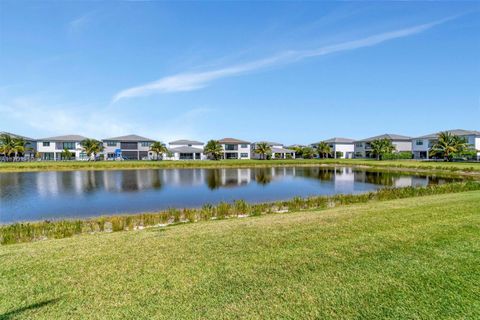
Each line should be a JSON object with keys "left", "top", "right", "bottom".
{"left": 0, "top": 167, "right": 460, "bottom": 223}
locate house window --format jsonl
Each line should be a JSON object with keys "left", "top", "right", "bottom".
{"left": 225, "top": 144, "right": 236, "bottom": 151}
{"left": 107, "top": 153, "right": 116, "bottom": 159}
{"left": 106, "top": 141, "right": 117, "bottom": 147}
{"left": 43, "top": 142, "right": 50, "bottom": 147}
{"left": 415, "top": 140, "right": 423, "bottom": 146}
{"left": 141, "top": 142, "right": 151, "bottom": 147}
{"left": 62, "top": 142, "right": 75, "bottom": 150}
{"left": 240, "top": 153, "right": 249, "bottom": 158}
{"left": 355, "top": 143, "right": 363, "bottom": 148}
{"left": 240, "top": 144, "right": 248, "bottom": 148}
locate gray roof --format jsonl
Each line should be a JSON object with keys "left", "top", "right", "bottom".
{"left": 254, "top": 141, "right": 284, "bottom": 146}
{"left": 0, "top": 131, "right": 35, "bottom": 141}
{"left": 415, "top": 129, "right": 480, "bottom": 139}
{"left": 271, "top": 147, "right": 295, "bottom": 153}
{"left": 38, "top": 134, "right": 90, "bottom": 142}
{"left": 103, "top": 134, "right": 155, "bottom": 142}
{"left": 218, "top": 137, "right": 250, "bottom": 144}
{"left": 356, "top": 134, "right": 412, "bottom": 142}
{"left": 169, "top": 139, "right": 204, "bottom": 146}
{"left": 169, "top": 146, "right": 203, "bottom": 153}
{"left": 312, "top": 137, "right": 355, "bottom": 144}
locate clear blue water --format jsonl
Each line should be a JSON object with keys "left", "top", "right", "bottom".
{"left": 0, "top": 167, "right": 458, "bottom": 223}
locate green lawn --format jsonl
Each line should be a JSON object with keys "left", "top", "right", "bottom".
{"left": 1, "top": 191, "right": 479, "bottom": 319}
{"left": 1, "top": 158, "right": 480, "bottom": 175}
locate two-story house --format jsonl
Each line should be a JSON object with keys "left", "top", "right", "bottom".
{"left": 311, "top": 137, "right": 355, "bottom": 159}
{"left": 218, "top": 138, "right": 251, "bottom": 160}
{"left": 102, "top": 134, "right": 155, "bottom": 160}
{"left": 167, "top": 139, "right": 205, "bottom": 160}
{"left": 251, "top": 142, "right": 296, "bottom": 159}
{"left": 36, "top": 135, "right": 90, "bottom": 160}
{"left": 354, "top": 134, "right": 412, "bottom": 158}
{"left": 412, "top": 129, "right": 480, "bottom": 160}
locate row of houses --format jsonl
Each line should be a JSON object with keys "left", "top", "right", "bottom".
{"left": 0, "top": 134, "right": 296, "bottom": 161}
{"left": 2, "top": 129, "right": 479, "bottom": 161}
{"left": 309, "top": 130, "right": 480, "bottom": 160}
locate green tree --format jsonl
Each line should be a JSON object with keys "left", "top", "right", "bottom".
{"left": 61, "top": 148, "right": 73, "bottom": 160}
{"left": 429, "top": 131, "right": 469, "bottom": 162}
{"left": 254, "top": 142, "right": 272, "bottom": 160}
{"left": 80, "top": 139, "right": 104, "bottom": 161}
{"left": 0, "top": 134, "right": 31, "bottom": 161}
{"left": 301, "top": 147, "right": 315, "bottom": 159}
{"left": 204, "top": 140, "right": 224, "bottom": 160}
{"left": 315, "top": 142, "right": 332, "bottom": 159}
{"left": 150, "top": 141, "right": 168, "bottom": 160}
{"left": 370, "top": 138, "right": 395, "bottom": 160}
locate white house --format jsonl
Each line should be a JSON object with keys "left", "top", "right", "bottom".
{"left": 412, "top": 129, "right": 480, "bottom": 160}
{"left": 36, "top": 135, "right": 90, "bottom": 160}
{"left": 251, "top": 142, "right": 296, "bottom": 159}
{"left": 167, "top": 139, "right": 206, "bottom": 160}
{"left": 354, "top": 134, "right": 412, "bottom": 158}
{"left": 218, "top": 138, "right": 251, "bottom": 160}
{"left": 311, "top": 137, "right": 355, "bottom": 159}
{"left": 102, "top": 134, "right": 155, "bottom": 160}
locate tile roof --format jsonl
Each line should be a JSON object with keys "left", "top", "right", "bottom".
{"left": 169, "top": 139, "right": 204, "bottom": 145}
{"left": 356, "top": 134, "right": 412, "bottom": 142}
{"left": 415, "top": 129, "right": 480, "bottom": 139}
{"left": 37, "top": 134, "right": 90, "bottom": 141}
{"left": 103, "top": 134, "right": 155, "bottom": 142}
{"left": 218, "top": 138, "right": 250, "bottom": 144}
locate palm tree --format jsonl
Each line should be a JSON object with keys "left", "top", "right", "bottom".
{"left": 80, "top": 139, "right": 104, "bottom": 161}
{"left": 315, "top": 142, "right": 331, "bottom": 159}
{"left": 0, "top": 134, "right": 31, "bottom": 161}
{"left": 61, "top": 148, "right": 73, "bottom": 160}
{"left": 204, "top": 140, "right": 223, "bottom": 160}
{"left": 150, "top": 141, "right": 168, "bottom": 160}
{"left": 370, "top": 138, "right": 395, "bottom": 160}
{"left": 254, "top": 142, "right": 272, "bottom": 160}
{"left": 430, "top": 131, "right": 469, "bottom": 162}
{"left": 301, "top": 146, "right": 315, "bottom": 159}
{"left": 0, "top": 134, "right": 14, "bottom": 160}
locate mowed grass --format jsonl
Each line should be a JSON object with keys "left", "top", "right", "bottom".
{"left": 1, "top": 192, "right": 479, "bottom": 319}
{"left": 1, "top": 158, "right": 480, "bottom": 174}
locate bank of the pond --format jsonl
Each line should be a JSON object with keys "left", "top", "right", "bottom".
{"left": 1, "top": 159, "right": 480, "bottom": 176}
{"left": 1, "top": 190, "right": 479, "bottom": 319}
{"left": 2, "top": 181, "right": 479, "bottom": 245}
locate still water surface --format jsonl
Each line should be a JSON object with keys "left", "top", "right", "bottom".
{"left": 0, "top": 167, "right": 459, "bottom": 223}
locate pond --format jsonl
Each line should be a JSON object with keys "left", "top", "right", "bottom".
{"left": 0, "top": 166, "right": 460, "bottom": 223}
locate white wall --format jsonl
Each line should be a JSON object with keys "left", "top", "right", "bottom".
{"left": 333, "top": 143, "right": 354, "bottom": 159}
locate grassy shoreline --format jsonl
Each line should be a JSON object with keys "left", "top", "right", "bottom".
{"left": 1, "top": 158, "right": 480, "bottom": 176}
{"left": 1, "top": 190, "right": 479, "bottom": 319}
{"left": 2, "top": 181, "right": 480, "bottom": 245}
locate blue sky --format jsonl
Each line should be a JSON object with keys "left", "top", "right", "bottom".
{"left": 0, "top": 1, "right": 479, "bottom": 144}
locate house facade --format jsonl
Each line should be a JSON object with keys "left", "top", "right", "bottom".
{"left": 36, "top": 135, "right": 90, "bottom": 160}
{"left": 412, "top": 129, "right": 480, "bottom": 160}
{"left": 102, "top": 134, "right": 155, "bottom": 160}
{"left": 0, "top": 131, "right": 37, "bottom": 159}
{"left": 251, "top": 142, "right": 296, "bottom": 159}
{"left": 167, "top": 139, "right": 206, "bottom": 160}
{"left": 218, "top": 138, "right": 251, "bottom": 160}
{"left": 354, "top": 134, "right": 412, "bottom": 158}
{"left": 312, "top": 137, "right": 355, "bottom": 159}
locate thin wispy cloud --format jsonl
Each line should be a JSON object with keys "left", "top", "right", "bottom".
{"left": 69, "top": 11, "right": 96, "bottom": 33}
{"left": 112, "top": 16, "right": 456, "bottom": 103}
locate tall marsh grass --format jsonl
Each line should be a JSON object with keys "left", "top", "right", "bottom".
{"left": 2, "top": 181, "right": 480, "bottom": 245}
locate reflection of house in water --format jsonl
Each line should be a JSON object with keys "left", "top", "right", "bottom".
{"left": 102, "top": 170, "right": 163, "bottom": 192}
{"left": 161, "top": 169, "right": 205, "bottom": 187}
{"left": 332, "top": 167, "right": 355, "bottom": 192}
{"left": 205, "top": 168, "right": 252, "bottom": 190}
{"left": 35, "top": 171, "right": 91, "bottom": 197}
